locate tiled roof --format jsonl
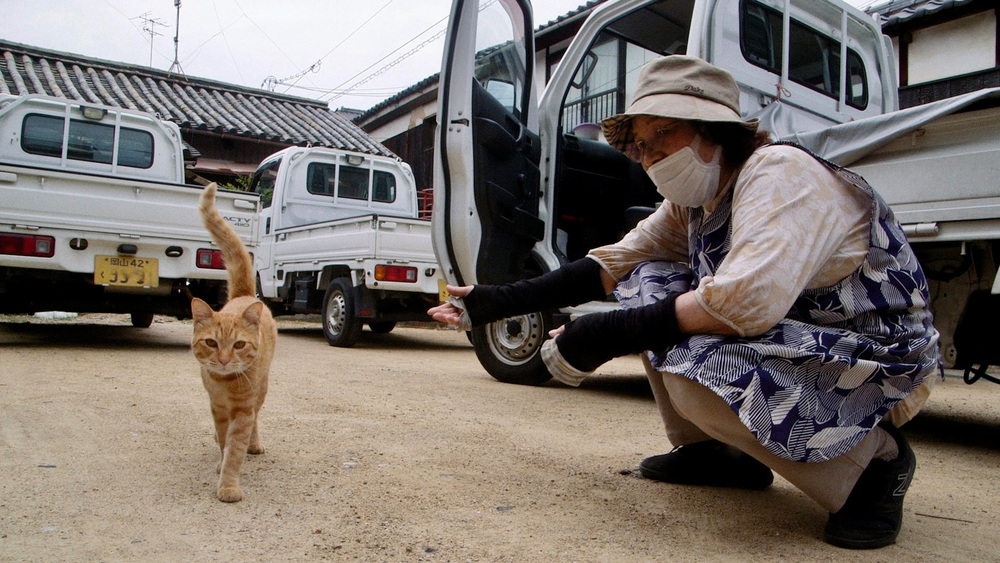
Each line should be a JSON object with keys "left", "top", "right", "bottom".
{"left": 536, "top": 0, "right": 607, "bottom": 29}
{"left": 868, "top": 0, "right": 981, "bottom": 27}
{"left": 0, "top": 40, "right": 395, "bottom": 158}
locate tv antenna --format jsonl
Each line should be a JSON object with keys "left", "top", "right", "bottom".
{"left": 168, "top": 0, "right": 185, "bottom": 75}
{"left": 133, "top": 12, "right": 166, "bottom": 67}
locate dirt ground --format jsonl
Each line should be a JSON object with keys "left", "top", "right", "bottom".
{"left": 0, "top": 314, "right": 997, "bottom": 562}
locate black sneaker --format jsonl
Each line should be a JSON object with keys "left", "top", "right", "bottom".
{"left": 639, "top": 439, "right": 774, "bottom": 490}
{"left": 824, "top": 422, "right": 916, "bottom": 549}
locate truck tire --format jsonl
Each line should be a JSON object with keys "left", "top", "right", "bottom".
{"left": 470, "top": 311, "right": 553, "bottom": 385}
{"left": 367, "top": 321, "right": 396, "bottom": 334}
{"left": 131, "top": 312, "right": 154, "bottom": 328}
{"left": 322, "top": 277, "right": 361, "bottom": 347}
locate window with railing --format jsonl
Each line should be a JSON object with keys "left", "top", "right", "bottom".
{"left": 560, "top": 4, "right": 684, "bottom": 134}
{"left": 305, "top": 162, "right": 397, "bottom": 204}
{"left": 740, "top": 0, "right": 869, "bottom": 109}
{"left": 21, "top": 113, "right": 154, "bottom": 168}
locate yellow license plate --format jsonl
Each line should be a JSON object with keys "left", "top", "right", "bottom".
{"left": 94, "top": 255, "right": 159, "bottom": 288}
{"left": 438, "top": 278, "right": 449, "bottom": 303}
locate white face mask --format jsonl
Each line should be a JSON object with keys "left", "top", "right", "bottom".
{"left": 646, "top": 135, "right": 723, "bottom": 208}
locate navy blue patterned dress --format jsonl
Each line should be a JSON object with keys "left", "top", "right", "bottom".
{"left": 615, "top": 144, "right": 940, "bottom": 462}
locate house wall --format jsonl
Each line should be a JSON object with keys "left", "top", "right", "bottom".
{"left": 370, "top": 104, "right": 435, "bottom": 143}
{"left": 906, "top": 12, "right": 997, "bottom": 85}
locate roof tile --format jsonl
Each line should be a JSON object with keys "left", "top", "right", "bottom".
{"left": 0, "top": 39, "right": 394, "bottom": 157}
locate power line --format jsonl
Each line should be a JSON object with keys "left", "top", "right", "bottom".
{"left": 262, "top": 62, "right": 322, "bottom": 91}
{"left": 322, "top": 0, "right": 498, "bottom": 104}
{"left": 231, "top": 0, "right": 305, "bottom": 85}
{"left": 323, "top": 29, "right": 446, "bottom": 103}
{"left": 212, "top": 0, "right": 246, "bottom": 86}
{"left": 280, "top": 0, "right": 400, "bottom": 94}
{"left": 318, "top": 14, "right": 449, "bottom": 103}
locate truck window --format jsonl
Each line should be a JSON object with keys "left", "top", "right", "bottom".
{"left": 117, "top": 128, "right": 155, "bottom": 168}
{"left": 337, "top": 165, "right": 369, "bottom": 201}
{"left": 472, "top": 0, "right": 530, "bottom": 118}
{"left": 306, "top": 162, "right": 336, "bottom": 196}
{"left": 20, "top": 113, "right": 155, "bottom": 168}
{"left": 305, "top": 162, "right": 390, "bottom": 204}
{"left": 372, "top": 170, "right": 396, "bottom": 203}
{"left": 740, "top": 0, "right": 868, "bottom": 109}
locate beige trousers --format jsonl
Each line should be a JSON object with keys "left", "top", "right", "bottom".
{"left": 643, "top": 356, "right": 879, "bottom": 513}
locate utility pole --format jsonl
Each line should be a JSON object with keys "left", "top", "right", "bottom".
{"left": 134, "top": 12, "right": 166, "bottom": 67}
{"left": 168, "top": 0, "right": 184, "bottom": 75}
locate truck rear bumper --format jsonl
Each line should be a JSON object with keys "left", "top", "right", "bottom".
{"left": 0, "top": 266, "right": 227, "bottom": 318}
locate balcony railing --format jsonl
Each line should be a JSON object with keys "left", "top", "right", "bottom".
{"left": 562, "top": 88, "right": 619, "bottom": 132}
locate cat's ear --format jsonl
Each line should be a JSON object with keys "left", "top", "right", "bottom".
{"left": 191, "top": 298, "right": 215, "bottom": 325}
{"left": 241, "top": 301, "right": 265, "bottom": 325}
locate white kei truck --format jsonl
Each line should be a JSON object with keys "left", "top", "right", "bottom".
{"left": 247, "top": 146, "right": 443, "bottom": 347}
{"left": 0, "top": 94, "right": 260, "bottom": 326}
{"left": 433, "top": 0, "right": 1000, "bottom": 385}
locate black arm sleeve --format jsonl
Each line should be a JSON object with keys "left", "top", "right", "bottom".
{"left": 460, "top": 257, "right": 607, "bottom": 327}
{"left": 554, "top": 294, "right": 682, "bottom": 373}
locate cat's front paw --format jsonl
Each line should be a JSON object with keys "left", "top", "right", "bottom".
{"left": 217, "top": 486, "right": 243, "bottom": 503}
{"left": 247, "top": 443, "right": 265, "bottom": 455}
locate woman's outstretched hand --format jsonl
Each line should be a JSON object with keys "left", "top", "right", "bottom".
{"left": 428, "top": 285, "right": 473, "bottom": 326}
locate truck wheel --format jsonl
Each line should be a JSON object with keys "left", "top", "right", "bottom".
{"left": 322, "top": 278, "right": 361, "bottom": 347}
{"left": 470, "top": 311, "right": 553, "bottom": 385}
{"left": 367, "top": 321, "right": 396, "bottom": 334}
{"left": 130, "top": 312, "right": 154, "bottom": 328}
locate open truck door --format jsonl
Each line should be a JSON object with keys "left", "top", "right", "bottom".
{"left": 433, "top": 0, "right": 552, "bottom": 384}
{"left": 434, "top": 0, "right": 701, "bottom": 385}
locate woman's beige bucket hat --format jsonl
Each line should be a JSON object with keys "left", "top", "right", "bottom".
{"left": 600, "top": 55, "right": 758, "bottom": 151}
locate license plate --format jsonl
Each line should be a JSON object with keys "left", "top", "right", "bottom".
{"left": 438, "top": 279, "right": 448, "bottom": 303}
{"left": 94, "top": 255, "right": 159, "bottom": 288}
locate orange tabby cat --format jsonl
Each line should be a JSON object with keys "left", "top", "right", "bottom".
{"left": 191, "top": 183, "right": 276, "bottom": 503}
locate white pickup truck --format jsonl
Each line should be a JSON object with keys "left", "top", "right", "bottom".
{"left": 433, "top": 0, "right": 1000, "bottom": 384}
{"left": 248, "top": 146, "right": 443, "bottom": 346}
{"left": 0, "top": 94, "right": 259, "bottom": 326}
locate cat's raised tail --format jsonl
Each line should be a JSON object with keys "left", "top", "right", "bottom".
{"left": 199, "top": 183, "right": 256, "bottom": 301}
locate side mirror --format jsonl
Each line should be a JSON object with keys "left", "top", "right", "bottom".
{"left": 484, "top": 79, "right": 516, "bottom": 113}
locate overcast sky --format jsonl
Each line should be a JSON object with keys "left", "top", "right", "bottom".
{"left": 2, "top": 0, "right": 876, "bottom": 112}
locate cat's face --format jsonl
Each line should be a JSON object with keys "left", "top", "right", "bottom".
{"left": 191, "top": 299, "right": 263, "bottom": 377}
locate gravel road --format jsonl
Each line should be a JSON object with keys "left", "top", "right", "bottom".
{"left": 0, "top": 314, "right": 997, "bottom": 561}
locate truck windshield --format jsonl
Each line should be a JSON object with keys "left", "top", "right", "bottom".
{"left": 250, "top": 161, "right": 279, "bottom": 208}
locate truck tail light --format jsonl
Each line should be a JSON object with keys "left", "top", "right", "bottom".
{"left": 375, "top": 264, "right": 417, "bottom": 283}
{"left": 0, "top": 233, "right": 55, "bottom": 258}
{"left": 196, "top": 248, "right": 225, "bottom": 269}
